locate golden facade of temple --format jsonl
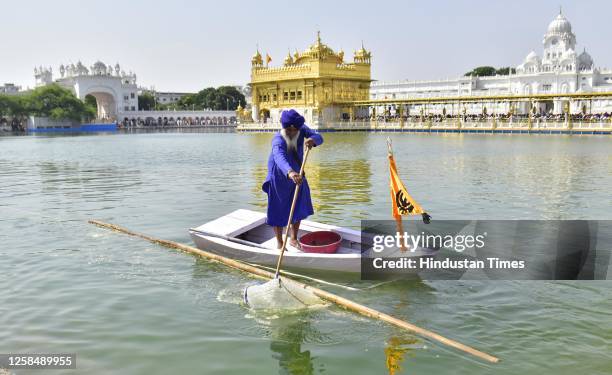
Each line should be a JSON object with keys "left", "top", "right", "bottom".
{"left": 246, "top": 32, "right": 371, "bottom": 127}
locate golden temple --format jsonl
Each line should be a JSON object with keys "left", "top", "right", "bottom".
{"left": 240, "top": 32, "right": 372, "bottom": 126}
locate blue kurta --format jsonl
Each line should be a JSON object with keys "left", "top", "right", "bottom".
{"left": 262, "top": 125, "right": 324, "bottom": 227}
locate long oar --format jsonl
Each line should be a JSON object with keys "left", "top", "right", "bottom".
{"left": 274, "top": 145, "right": 311, "bottom": 278}
{"left": 88, "top": 219, "right": 500, "bottom": 363}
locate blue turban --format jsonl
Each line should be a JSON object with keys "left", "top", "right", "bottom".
{"left": 280, "top": 109, "right": 305, "bottom": 129}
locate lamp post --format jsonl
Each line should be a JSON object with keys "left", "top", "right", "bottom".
{"left": 222, "top": 95, "right": 235, "bottom": 111}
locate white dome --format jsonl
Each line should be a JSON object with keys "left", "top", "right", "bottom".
{"left": 93, "top": 61, "right": 106, "bottom": 68}
{"left": 92, "top": 61, "right": 107, "bottom": 75}
{"left": 578, "top": 50, "right": 593, "bottom": 66}
{"left": 547, "top": 13, "right": 572, "bottom": 34}
{"left": 524, "top": 51, "right": 540, "bottom": 63}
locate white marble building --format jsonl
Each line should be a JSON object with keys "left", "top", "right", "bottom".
{"left": 371, "top": 11, "right": 612, "bottom": 115}
{"left": 33, "top": 62, "right": 237, "bottom": 125}
{"left": 138, "top": 88, "right": 193, "bottom": 106}
{"left": 35, "top": 61, "right": 138, "bottom": 120}
{"left": 0, "top": 83, "right": 21, "bottom": 94}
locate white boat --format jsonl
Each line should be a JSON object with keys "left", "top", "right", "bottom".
{"left": 189, "top": 209, "right": 438, "bottom": 275}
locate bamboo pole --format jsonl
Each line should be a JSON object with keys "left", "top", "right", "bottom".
{"left": 88, "top": 219, "right": 500, "bottom": 364}
{"left": 275, "top": 145, "right": 311, "bottom": 277}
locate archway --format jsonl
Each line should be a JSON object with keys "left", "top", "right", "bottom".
{"left": 84, "top": 91, "right": 117, "bottom": 120}
{"left": 260, "top": 109, "right": 270, "bottom": 123}
{"left": 542, "top": 100, "right": 554, "bottom": 114}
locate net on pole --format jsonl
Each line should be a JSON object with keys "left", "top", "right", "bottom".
{"left": 244, "top": 277, "right": 323, "bottom": 310}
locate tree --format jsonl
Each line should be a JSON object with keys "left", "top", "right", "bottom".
{"left": 26, "top": 84, "right": 94, "bottom": 121}
{"left": 84, "top": 94, "right": 97, "bottom": 108}
{"left": 138, "top": 92, "right": 156, "bottom": 110}
{"left": 495, "top": 67, "right": 516, "bottom": 75}
{"left": 199, "top": 87, "right": 219, "bottom": 110}
{"left": 175, "top": 86, "right": 247, "bottom": 110}
{"left": 84, "top": 94, "right": 98, "bottom": 117}
{"left": 464, "top": 66, "right": 497, "bottom": 77}
{"left": 0, "top": 94, "right": 29, "bottom": 119}
{"left": 175, "top": 93, "right": 200, "bottom": 110}
{"left": 464, "top": 66, "right": 517, "bottom": 77}
{"left": 0, "top": 95, "right": 13, "bottom": 116}
{"left": 216, "top": 86, "right": 246, "bottom": 110}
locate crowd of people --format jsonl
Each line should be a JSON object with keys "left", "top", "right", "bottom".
{"left": 118, "top": 116, "right": 238, "bottom": 128}
{"left": 347, "top": 112, "right": 612, "bottom": 124}
{"left": 0, "top": 117, "right": 27, "bottom": 132}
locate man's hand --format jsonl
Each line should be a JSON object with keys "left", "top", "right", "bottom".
{"left": 288, "top": 171, "right": 303, "bottom": 185}
{"left": 305, "top": 138, "right": 316, "bottom": 149}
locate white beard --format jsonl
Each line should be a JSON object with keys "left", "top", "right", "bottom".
{"left": 280, "top": 128, "right": 300, "bottom": 152}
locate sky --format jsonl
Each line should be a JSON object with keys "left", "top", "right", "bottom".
{"left": 2, "top": 0, "right": 611, "bottom": 92}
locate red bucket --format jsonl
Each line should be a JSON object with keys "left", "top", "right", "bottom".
{"left": 299, "top": 231, "right": 342, "bottom": 253}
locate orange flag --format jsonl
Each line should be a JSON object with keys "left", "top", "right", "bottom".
{"left": 388, "top": 139, "right": 426, "bottom": 220}
{"left": 266, "top": 53, "right": 272, "bottom": 65}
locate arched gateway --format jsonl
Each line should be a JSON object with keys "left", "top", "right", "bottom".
{"left": 35, "top": 60, "right": 138, "bottom": 121}
{"left": 33, "top": 60, "right": 240, "bottom": 125}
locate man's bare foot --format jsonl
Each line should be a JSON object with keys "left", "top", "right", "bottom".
{"left": 276, "top": 241, "right": 283, "bottom": 249}
{"left": 289, "top": 238, "right": 302, "bottom": 250}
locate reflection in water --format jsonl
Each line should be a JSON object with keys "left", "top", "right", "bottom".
{"left": 269, "top": 316, "right": 316, "bottom": 375}
{"left": 308, "top": 160, "right": 372, "bottom": 223}
{"left": 263, "top": 314, "right": 328, "bottom": 375}
{"left": 502, "top": 154, "right": 601, "bottom": 219}
{"left": 250, "top": 164, "right": 269, "bottom": 210}
{"left": 249, "top": 158, "right": 372, "bottom": 228}
{"left": 385, "top": 336, "right": 418, "bottom": 375}
{"left": 191, "top": 258, "right": 322, "bottom": 375}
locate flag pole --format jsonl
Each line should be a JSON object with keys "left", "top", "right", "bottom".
{"left": 387, "top": 138, "right": 408, "bottom": 252}
{"left": 395, "top": 214, "right": 407, "bottom": 252}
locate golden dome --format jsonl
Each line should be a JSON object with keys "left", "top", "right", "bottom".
{"left": 354, "top": 41, "right": 371, "bottom": 63}
{"left": 284, "top": 50, "right": 294, "bottom": 65}
{"left": 251, "top": 49, "right": 263, "bottom": 65}
{"left": 295, "top": 31, "right": 343, "bottom": 64}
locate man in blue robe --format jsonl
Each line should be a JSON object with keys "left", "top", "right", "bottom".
{"left": 262, "top": 109, "right": 324, "bottom": 249}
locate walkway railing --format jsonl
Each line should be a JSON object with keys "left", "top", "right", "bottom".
{"left": 119, "top": 122, "right": 237, "bottom": 129}
{"left": 237, "top": 119, "right": 612, "bottom": 133}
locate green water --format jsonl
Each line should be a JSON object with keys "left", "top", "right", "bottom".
{"left": 1, "top": 131, "right": 611, "bottom": 374}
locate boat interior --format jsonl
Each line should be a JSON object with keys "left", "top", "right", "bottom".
{"left": 236, "top": 221, "right": 363, "bottom": 254}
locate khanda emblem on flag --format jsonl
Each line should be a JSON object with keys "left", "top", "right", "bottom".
{"left": 395, "top": 190, "right": 415, "bottom": 215}
{"left": 387, "top": 138, "right": 431, "bottom": 224}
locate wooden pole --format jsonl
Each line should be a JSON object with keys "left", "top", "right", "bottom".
{"left": 88, "top": 219, "right": 500, "bottom": 364}
{"left": 275, "top": 145, "right": 311, "bottom": 277}
{"left": 395, "top": 216, "right": 408, "bottom": 252}
{"left": 387, "top": 138, "right": 408, "bottom": 252}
